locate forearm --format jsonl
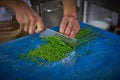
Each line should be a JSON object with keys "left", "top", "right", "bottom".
{"left": 62, "top": 0, "right": 77, "bottom": 18}
{"left": 0, "top": 0, "right": 25, "bottom": 13}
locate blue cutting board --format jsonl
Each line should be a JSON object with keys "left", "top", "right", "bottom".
{"left": 0, "top": 22, "right": 120, "bottom": 80}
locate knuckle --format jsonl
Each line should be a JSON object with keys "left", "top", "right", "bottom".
{"left": 63, "top": 16, "right": 67, "bottom": 19}
{"left": 19, "top": 20, "right": 25, "bottom": 24}
{"left": 30, "top": 17, "right": 36, "bottom": 22}
{"left": 30, "top": 19, "right": 34, "bottom": 23}
{"left": 69, "top": 18, "right": 73, "bottom": 21}
{"left": 60, "top": 22, "right": 68, "bottom": 27}
{"left": 68, "top": 25, "right": 72, "bottom": 28}
{"left": 62, "top": 17, "right": 68, "bottom": 21}
{"left": 60, "top": 23, "right": 64, "bottom": 26}
{"left": 29, "top": 31, "right": 33, "bottom": 34}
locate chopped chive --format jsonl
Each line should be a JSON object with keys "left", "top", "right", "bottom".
{"left": 18, "top": 26, "right": 100, "bottom": 65}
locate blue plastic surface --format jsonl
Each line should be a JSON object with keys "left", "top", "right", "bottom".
{"left": 0, "top": 22, "right": 120, "bottom": 80}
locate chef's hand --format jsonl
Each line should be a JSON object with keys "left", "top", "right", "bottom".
{"left": 15, "top": 1, "right": 44, "bottom": 34}
{"left": 60, "top": 15, "right": 80, "bottom": 38}
{"left": 0, "top": 0, "right": 45, "bottom": 34}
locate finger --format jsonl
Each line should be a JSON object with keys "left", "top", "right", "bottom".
{"left": 70, "top": 21, "right": 80, "bottom": 38}
{"left": 29, "top": 21, "right": 36, "bottom": 34}
{"left": 70, "top": 26, "right": 80, "bottom": 38}
{"left": 35, "top": 18, "right": 45, "bottom": 33}
{"left": 36, "top": 25, "right": 44, "bottom": 33}
{"left": 64, "top": 20, "right": 73, "bottom": 36}
{"left": 24, "top": 22, "right": 30, "bottom": 32}
{"left": 70, "top": 29, "right": 76, "bottom": 38}
{"left": 20, "top": 23, "right": 25, "bottom": 30}
{"left": 60, "top": 18, "right": 68, "bottom": 34}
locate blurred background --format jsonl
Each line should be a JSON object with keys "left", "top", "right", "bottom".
{"left": 0, "top": 0, "right": 120, "bottom": 43}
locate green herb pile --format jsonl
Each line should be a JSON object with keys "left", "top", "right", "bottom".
{"left": 75, "top": 26, "right": 100, "bottom": 56}
{"left": 18, "top": 26, "right": 100, "bottom": 64}
{"left": 75, "top": 26, "right": 99, "bottom": 46}
{"left": 19, "top": 36, "right": 73, "bottom": 64}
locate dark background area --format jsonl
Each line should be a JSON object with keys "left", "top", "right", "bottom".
{"left": 86, "top": 0, "right": 120, "bottom": 14}
{"left": 30, "top": 0, "right": 54, "bottom": 5}
{"left": 30, "top": 0, "right": 120, "bottom": 14}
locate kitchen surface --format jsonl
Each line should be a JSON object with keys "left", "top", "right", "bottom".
{"left": 0, "top": 22, "right": 120, "bottom": 80}
{"left": 0, "top": 0, "right": 120, "bottom": 80}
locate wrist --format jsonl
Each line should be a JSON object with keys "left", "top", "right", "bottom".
{"left": 11, "top": 0, "right": 24, "bottom": 13}
{"left": 63, "top": 6, "right": 77, "bottom": 18}
{"left": 62, "top": 0, "right": 77, "bottom": 19}
{"left": 64, "top": 13, "right": 77, "bottom": 19}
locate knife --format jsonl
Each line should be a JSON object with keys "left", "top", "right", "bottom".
{"left": 39, "top": 28, "right": 76, "bottom": 47}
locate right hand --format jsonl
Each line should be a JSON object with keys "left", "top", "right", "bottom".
{"left": 14, "top": 1, "right": 44, "bottom": 34}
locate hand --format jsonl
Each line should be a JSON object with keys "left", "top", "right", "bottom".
{"left": 15, "top": 2, "right": 44, "bottom": 34}
{"left": 0, "top": 0, "right": 45, "bottom": 34}
{"left": 60, "top": 15, "right": 80, "bottom": 38}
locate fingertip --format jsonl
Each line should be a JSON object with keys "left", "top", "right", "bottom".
{"left": 70, "top": 30, "right": 76, "bottom": 38}
{"left": 70, "top": 33, "right": 75, "bottom": 38}
{"left": 59, "top": 25, "right": 65, "bottom": 34}
{"left": 64, "top": 30, "right": 70, "bottom": 36}
{"left": 60, "top": 23, "right": 68, "bottom": 34}
{"left": 29, "top": 30, "right": 34, "bottom": 34}
{"left": 35, "top": 22, "right": 45, "bottom": 33}
{"left": 29, "top": 24, "right": 37, "bottom": 34}
{"left": 24, "top": 22, "right": 30, "bottom": 33}
{"left": 35, "top": 26, "right": 44, "bottom": 33}
{"left": 35, "top": 29, "right": 40, "bottom": 33}
{"left": 24, "top": 27, "right": 28, "bottom": 32}
{"left": 70, "top": 26, "right": 80, "bottom": 38}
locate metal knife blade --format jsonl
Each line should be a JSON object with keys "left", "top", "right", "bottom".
{"left": 39, "top": 28, "right": 76, "bottom": 47}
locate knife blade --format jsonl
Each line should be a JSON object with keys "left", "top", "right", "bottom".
{"left": 39, "top": 28, "right": 76, "bottom": 47}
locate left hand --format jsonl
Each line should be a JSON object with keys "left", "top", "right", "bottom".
{"left": 59, "top": 15, "right": 80, "bottom": 38}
